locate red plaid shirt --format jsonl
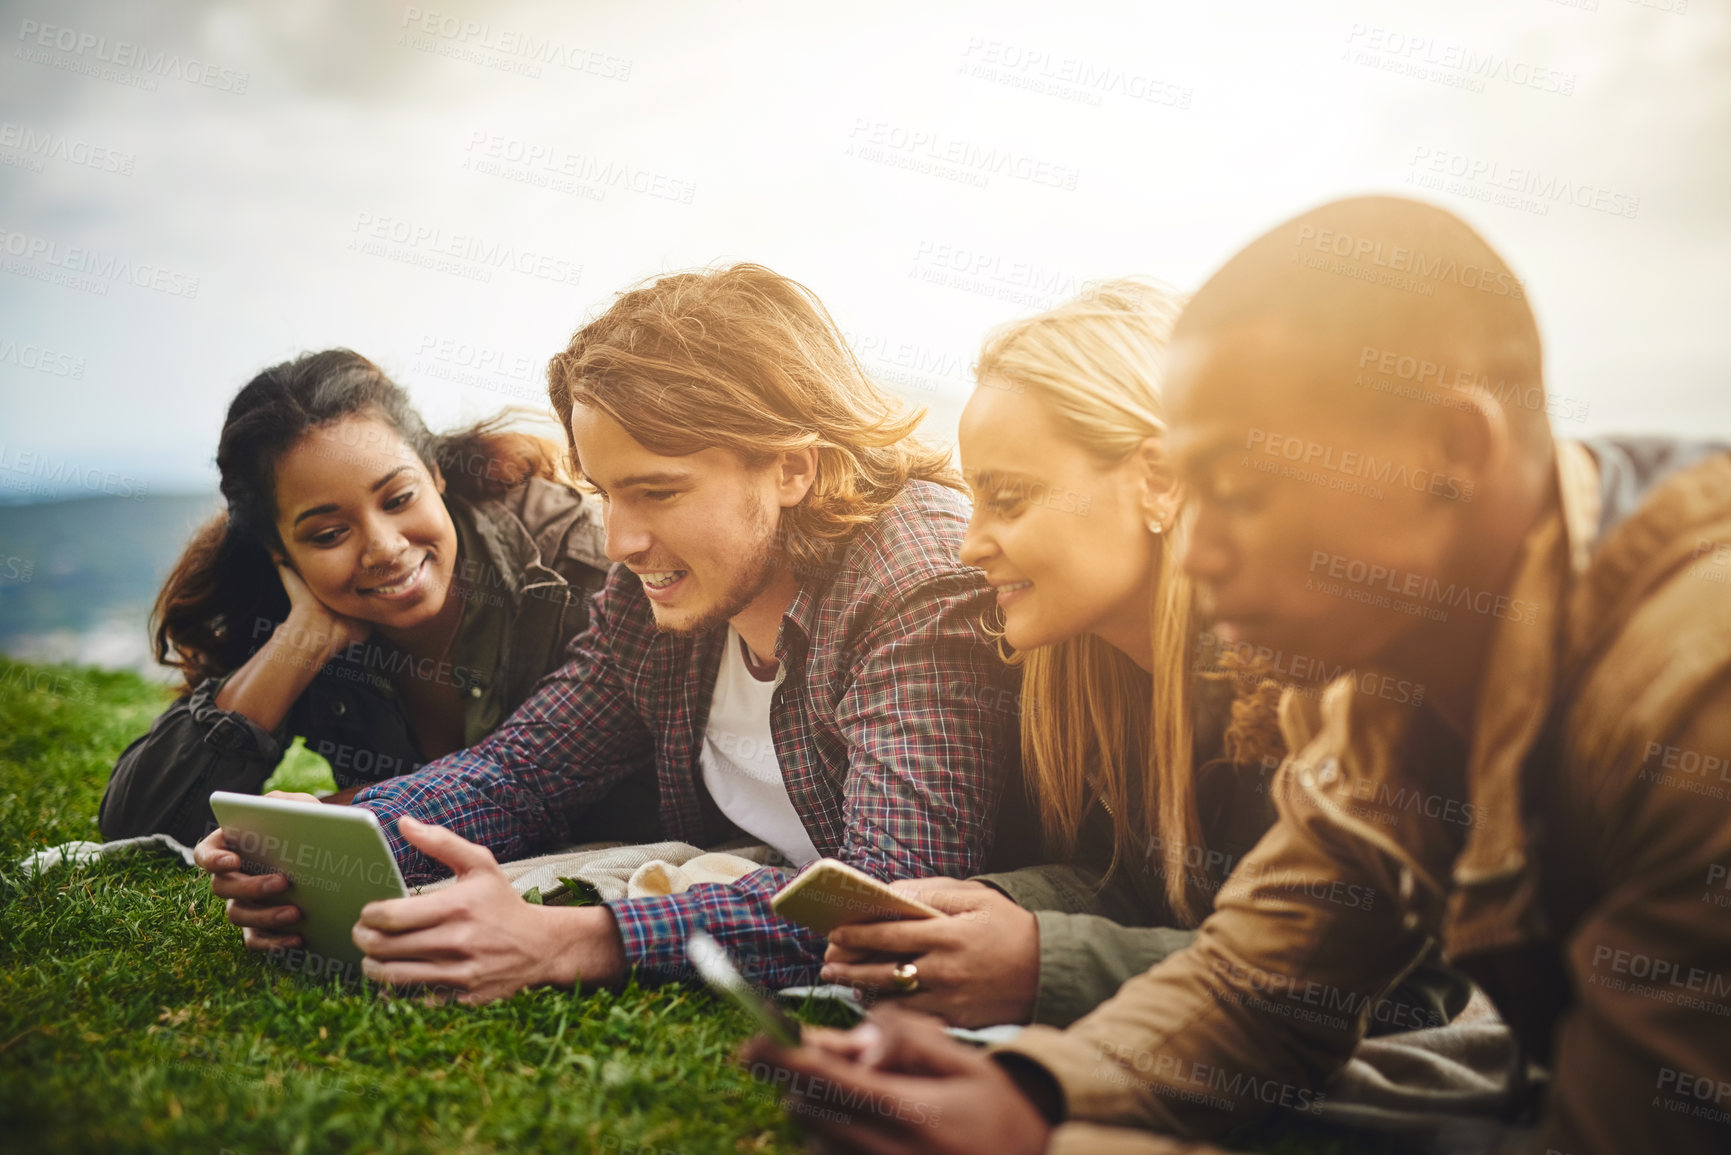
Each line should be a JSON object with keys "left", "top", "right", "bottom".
{"left": 351, "top": 480, "right": 1021, "bottom": 988}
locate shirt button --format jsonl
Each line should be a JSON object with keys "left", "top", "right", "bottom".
{"left": 468, "top": 686, "right": 483, "bottom": 699}
{"left": 331, "top": 700, "right": 346, "bottom": 717}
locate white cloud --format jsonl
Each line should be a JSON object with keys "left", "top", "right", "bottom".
{"left": 1, "top": 0, "right": 1728, "bottom": 497}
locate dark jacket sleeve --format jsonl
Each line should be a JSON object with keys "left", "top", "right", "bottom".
{"left": 98, "top": 675, "right": 291, "bottom": 845}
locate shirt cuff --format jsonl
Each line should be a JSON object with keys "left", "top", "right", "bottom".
{"left": 1030, "top": 909, "right": 1088, "bottom": 1028}
{"left": 607, "top": 893, "right": 701, "bottom": 983}
{"left": 991, "top": 1024, "right": 1148, "bottom": 1128}
{"left": 1029, "top": 912, "right": 1199, "bottom": 1030}
{"left": 187, "top": 674, "right": 287, "bottom": 762}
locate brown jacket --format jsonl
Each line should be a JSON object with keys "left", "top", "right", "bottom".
{"left": 997, "top": 438, "right": 1731, "bottom": 1154}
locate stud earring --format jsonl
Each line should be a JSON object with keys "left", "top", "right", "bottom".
{"left": 1147, "top": 518, "right": 1165, "bottom": 535}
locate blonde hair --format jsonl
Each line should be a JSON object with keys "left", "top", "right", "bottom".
{"left": 975, "top": 278, "right": 1208, "bottom": 925}
{"left": 547, "top": 264, "right": 961, "bottom": 574}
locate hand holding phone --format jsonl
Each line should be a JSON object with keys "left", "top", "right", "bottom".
{"left": 689, "top": 931, "right": 802, "bottom": 1046}
{"left": 770, "top": 858, "right": 944, "bottom": 936}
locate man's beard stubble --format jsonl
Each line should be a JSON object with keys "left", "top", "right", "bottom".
{"left": 649, "top": 500, "right": 783, "bottom": 637}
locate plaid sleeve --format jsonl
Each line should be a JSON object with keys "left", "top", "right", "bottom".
{"left": 609, "top": 572, "right": 1020, "bottom": 987}
{"left": 353, "top": 584, "right": 656, "bottom": 885}
{"left": 608, "top": 866, "right": 824, "bottom": 989}
{"left": 832, "top": 571, "right": 1019, "bottom": 880}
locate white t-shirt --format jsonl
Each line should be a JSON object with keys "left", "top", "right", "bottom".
{"left": 698, "top": 627, "right": 821, "bottom": 868}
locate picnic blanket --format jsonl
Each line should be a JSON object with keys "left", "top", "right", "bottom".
{"left": 1308, "top": 987, "right": 1531, "bottom": 1153}
{"left": 1103, "top": 990, "right": 1528, "bottom": 1154}
{"left": 17, "top": 832, "right": 199, "bottom": 875}
{"left": 415, "top": 838, "right": 779, "bottom": 902}
{"left": 15, "top": 830, "right": 777, "bottom": 903}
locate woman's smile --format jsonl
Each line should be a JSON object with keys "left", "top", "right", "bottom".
{"left": 357, "top": 552, "right": 430, "bottom": 600}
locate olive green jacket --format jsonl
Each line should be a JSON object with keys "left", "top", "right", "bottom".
{"left": 975, "top": 678, "right": 1467, "bottom": 1033}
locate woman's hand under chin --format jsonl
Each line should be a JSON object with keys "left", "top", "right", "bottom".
{"left": 275, "top": 560, "right": 373, "bottom": 657}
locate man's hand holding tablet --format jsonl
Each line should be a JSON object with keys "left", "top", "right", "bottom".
{"left": 193, "top": 793, "right": 630, "bottom": 1002}
{"left": 347, "top": 814, "right": 627, "bottom": 1004}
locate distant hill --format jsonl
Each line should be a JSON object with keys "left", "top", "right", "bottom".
{"left": 0, "top": 493, "right": 221, "bottom": 678}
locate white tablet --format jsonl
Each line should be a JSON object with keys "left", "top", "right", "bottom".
{"left": 208, "top": 791, "right": 409, "bottom": 973}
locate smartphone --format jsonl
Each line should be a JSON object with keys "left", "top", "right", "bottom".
{"left": 769, "top": 857, "right": 943, "bottom": 935}
{"left": 688, "top": 930, "right": 802, "bottom": 1046}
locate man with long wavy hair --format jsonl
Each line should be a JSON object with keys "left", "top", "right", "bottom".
{"left": 200, "top": 264, "right": 1021, "bottom": 1000}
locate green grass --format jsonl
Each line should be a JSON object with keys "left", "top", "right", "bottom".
{"left": 0, "top": 658, "right": 1387, "bottom": 1155}
{"left": 0, "top": 659, "right": 812, "bottom": 1154}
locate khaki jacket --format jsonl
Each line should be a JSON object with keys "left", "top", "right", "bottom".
{"left": 997, "top": 438, "right": 1731, "bottom": 1154}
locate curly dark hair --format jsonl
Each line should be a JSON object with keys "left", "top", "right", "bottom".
{"left": 152, "top": 349, "right": 562, "bottom": 692}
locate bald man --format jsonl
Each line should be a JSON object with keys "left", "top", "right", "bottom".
{"left": 742, "top": 197, "right": 1731, "bottom": 1155}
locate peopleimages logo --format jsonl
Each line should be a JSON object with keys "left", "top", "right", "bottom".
{"left": 0, "top": 228, "right": 200, "bottom": 298}
{"left": 957, "top": 37, "right": 1193, "bottom": 110}
{"left": 847, "top": 119, "right": 1081, "bottom": 191}
{"left": 398, "top": 8, "right": 633, "bottom": 81}
{"left": 0, "top": 121, "right": 135, "bottom": 174}
{"left": 229, "top": 828, "right": 399, "bottom": 888}
{"left": 908, "top": 240, "right": 1084, "bottom": 310}
{"left": 0, "top": 338, "right": 85, "bottom": 379}
{"left": 0, "top": 445, "right": 147, "bottom": 499}
{"left": 1292, "top": 224, "right": 1525, "bottom": 299}
{"left": 1342, "top": 24, "right": 1575, "bottom": 97}
{"left": 1406, "top": 146, "right": 1640, "bottom": 221}
{"left": 1194, "top": 631, "right": 1426, "bottom": 708}
{"left": 1355, "top": 344, "right": 1588, "bottom": 423}
{"left": 1091, "top": 1037, "right": 1328, "bottom": 1115}
{"left": 1306, "top": 550, "right": 1540, "bottom": 625}
{"left": 15, "top": 18, "right": 249, "bottom": 93}
{"left": 347, "top": 212, "right": 582, "bottom": 286}
{"left": 1245, "top": 427, "right": 1474, "bottom": 503}
{"left": 462, "top": 131, "right": 696, "bottom": 204}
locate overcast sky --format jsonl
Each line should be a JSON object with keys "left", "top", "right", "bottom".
{"left": 2, "top": 0, "right": 1727, "bottom": 501}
